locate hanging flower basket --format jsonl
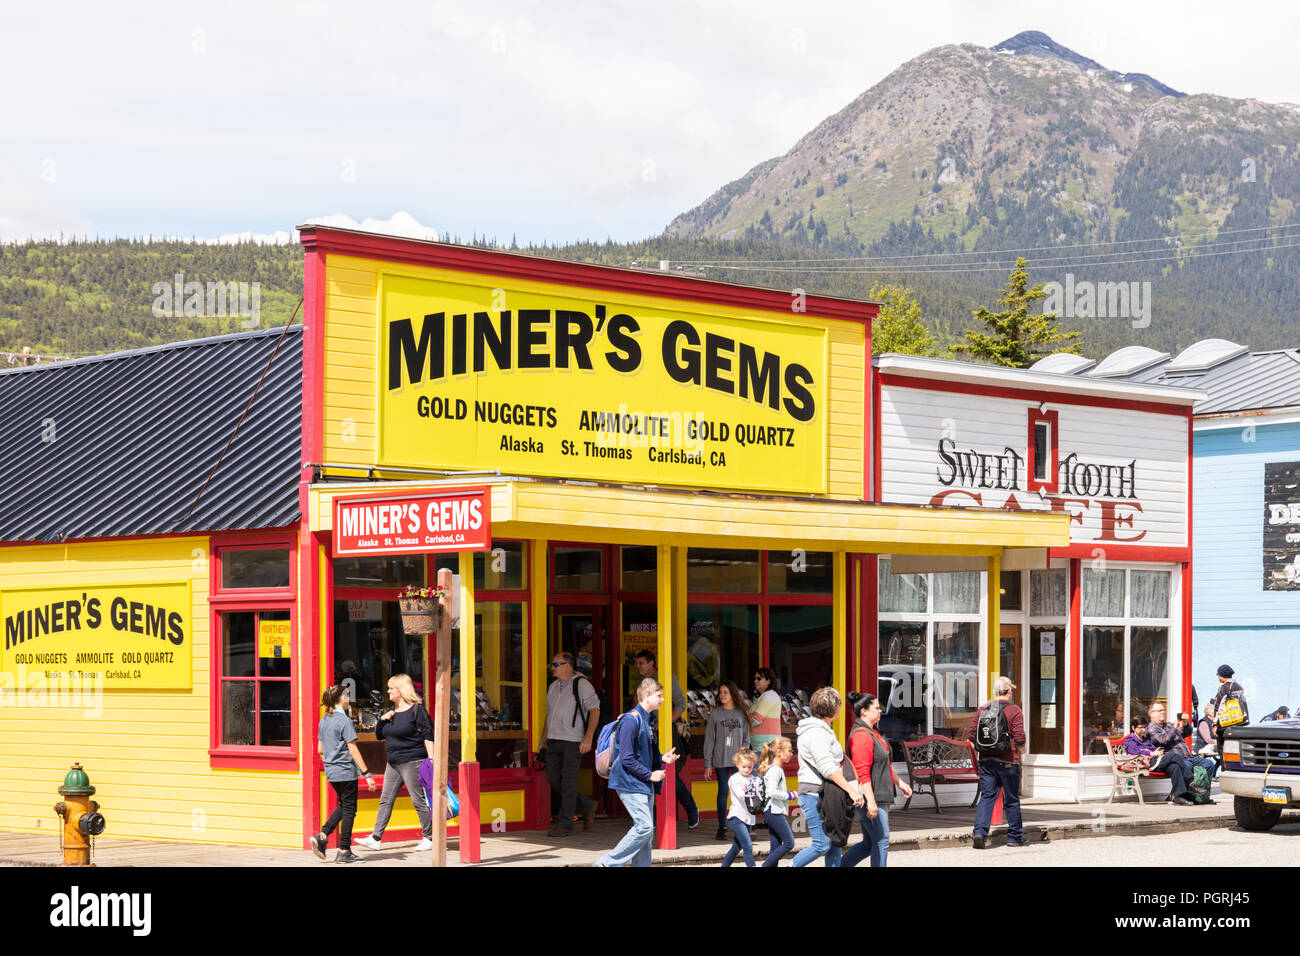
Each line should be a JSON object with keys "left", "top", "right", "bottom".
{"left": 398, "top": 585, "right": 448, "bottom": 636}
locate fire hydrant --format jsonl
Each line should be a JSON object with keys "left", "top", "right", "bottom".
{"left": 53, "top": 763, "right": 105, "bottom": 866}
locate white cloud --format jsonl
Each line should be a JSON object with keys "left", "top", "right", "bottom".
{"left": 301, "top": 212, "right": 440, "bottom": 240}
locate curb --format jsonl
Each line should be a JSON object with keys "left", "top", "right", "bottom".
{"left": 623, "top": 809, "right": 1240, "bottom": 867}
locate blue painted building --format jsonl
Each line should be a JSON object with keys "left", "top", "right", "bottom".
{"left": 1033, "top": 341, "right": 1300, "bottom": 718}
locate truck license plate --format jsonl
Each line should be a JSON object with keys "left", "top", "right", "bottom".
{"left": 1262, "top": 787, "right": 1291, "bottom": 805}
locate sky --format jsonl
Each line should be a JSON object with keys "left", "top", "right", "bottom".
{"left": 4, "top": 0, "right": 1300, "bottom": 245}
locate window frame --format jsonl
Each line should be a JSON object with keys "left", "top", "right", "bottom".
{"left": 1078, "top": 565, "right": 1174, "bottom": 759}
{"left": 877, "top": 558, "right": 986, "bottom": 750}
{"left": 208, "top": 534, "right": 299, "bottom": 769}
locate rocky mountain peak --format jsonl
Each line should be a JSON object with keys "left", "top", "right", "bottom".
{"left": 992, "top": 29, "right": 1184, "bottom": 97}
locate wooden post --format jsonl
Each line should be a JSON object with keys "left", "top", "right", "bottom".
{"left": 987, "top": 552, "right": 1001, "bottom": 698}
{"left": 431, "top": 567, "right": 454, "bottom": 867}
{"left": 833, "top": 551, "right": 847, "bottom": 741}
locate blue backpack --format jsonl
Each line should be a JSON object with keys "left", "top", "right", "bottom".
{"left": 595, "top": 710, "right": 641, "bottom": 779}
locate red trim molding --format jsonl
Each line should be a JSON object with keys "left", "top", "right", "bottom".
{"left": 299, "top": 226, "right": 878, "bottom": 326}
{"left": 1027, "top": 408, "right": 1060, "bottom": 495}
{"left": 879, "top": 372, "right": 1193, "bottom": 417}
{"left": 1048, "top": 544, "right": 1190, "bottom": 563}
{"left": 1068, "top": 558, "right": 1082, "bottom": 764}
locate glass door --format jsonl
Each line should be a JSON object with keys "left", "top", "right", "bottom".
{"left": 1028, "top": 625, "right": 1064, "bottom": 754}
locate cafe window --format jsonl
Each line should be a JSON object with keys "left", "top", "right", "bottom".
{"left": 877, "top": 558, "right": 983, "bottom": 760}
{"left": 1080, "top": 568, "right": 1172, "bottom": 757}
{"left": 210, "top": 538, "right": 296, "bottom": 764}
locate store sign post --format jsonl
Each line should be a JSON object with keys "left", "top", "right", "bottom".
{"left": 377, "top": 273, "right": 829, "bottom": 494}
{"left": 1263, "top": 461, "right": 1300, "bottom": 589}
{"left": 1, "top": 582, "right": 192, "bottom": 689}
{"left": 333, "top": 488, "right": 492, "bottom": 557}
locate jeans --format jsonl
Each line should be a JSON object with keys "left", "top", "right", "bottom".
{"left": 791, "top": 793, "right": 841, "bottom": 867}
{"left": 546, "top": 739, "right": 593, "bottom": 828}
{"left": 322, "top": 779, "right": 358, "bottom": 850}
{"left": 371, "top": 758, "right": 433, "bottom": 840}
{"left": 973, "top": 759, "right": 1022, "bottom": 841}
{"left": 1153, "top": 752, "right": 1191, "bottom": 797}
{"left": 1189, "top": 755, "right": 1218, "bottom": 780}
{"left": 721, "top": 818, "right": 754, "bottom": 866}
{"left": 713, "top": 766, "right": 735, "bottom": 825}
{"left": 841, "top": 805, "right": 890, "bottom": 867}
{"left": 762, "top": 811, "right": 795, "bottom": 867}
{"left": 597, "top": 791, "right": 655, "bottom": 867}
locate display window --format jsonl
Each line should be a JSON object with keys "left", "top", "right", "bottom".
{"left": 1080, "top": 567, "right": 1172, "bottom": 756}
{"left": 436, "top": 542, "right": 531, "bottom": 770}
{"left": 331, "top": 556, "right": 428, "bottom": 777}
{"left": 209, "top": 537, "right": 297, "bottom": 766}
{"left": 877, "top": 558, "right": 982, "bottom": 760}
{"left": 616, "top": 546, "right": 836, "bottom": 759}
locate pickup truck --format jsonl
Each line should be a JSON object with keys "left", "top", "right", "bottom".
{"left": 1220, "top": 720, "right": 1300, "bottom": 831}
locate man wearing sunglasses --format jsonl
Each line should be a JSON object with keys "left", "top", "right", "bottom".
{"left": 540, "top": 652, "right": 600, "bottom": 836}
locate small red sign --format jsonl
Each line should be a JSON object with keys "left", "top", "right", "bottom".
{"left": 332, "top": 487, "right": 492, "bottom": 556}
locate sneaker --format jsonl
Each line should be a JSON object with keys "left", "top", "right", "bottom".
{"left": 334, "top": 850, "right": 366, "bottom": 863}
{"left": 972, "top": 834, "right": 987, "bottom": 849}
{"left": 687, "top": 808, "right": 700, "bottom": 830}
{"left": 583, "top": 803, "right": 596, "bottom": 831}
{"left": 1172, "top": 795, "right": 1196, "bottom": 807}
{"left": 1006, "top": 838, "right": 1028, "bottom": 847}
{"left": 415, "top": 837, "right": 433, "bottom": 851}
{"left": 309, "top": 833, "right": 327, "bottom": 860}
{"left": 352, "top": 834, "right": 382, "bottom": 850}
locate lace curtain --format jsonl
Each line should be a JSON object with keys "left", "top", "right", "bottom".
{"left": 933, "top": 571, "right": 981, "bottom": 613}
{"left": 878, "top": 557, "right": 927, "bottom": 613}
{"left": 1130, "top": 571, "right": 1170, "bottom": 619}
{"left": 1030, "top": 569, "right": 1068, "bottom": 617}
{"left": 1083, "top": 568, "right": 1125, "bottom": 618}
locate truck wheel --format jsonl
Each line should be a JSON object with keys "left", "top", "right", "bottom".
{"left": 1233, "top": 796, "right": 1282, "bottom": 832}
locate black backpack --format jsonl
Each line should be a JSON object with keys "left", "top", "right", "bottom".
{"left": 974, "top": 701, "right": 1011, "bottom": 756}
{"left": 570, "top": 675, "right": 610, "bottom": 731}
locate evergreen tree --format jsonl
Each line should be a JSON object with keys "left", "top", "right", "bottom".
{"left": 950, "top": 257, "right": 1081, "bottom": 367}
{"left": 869, "top": 283, "right": 936, "bottom": 356}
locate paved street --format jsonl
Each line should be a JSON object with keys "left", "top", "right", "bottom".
{"left": 878, "top": 816, "right": 1300, "bottom": 867}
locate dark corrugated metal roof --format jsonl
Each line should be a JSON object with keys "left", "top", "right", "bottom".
{"left": 0, "top": 326, "right": 302, "bottom": 542}
{"left": 1051, "top": 347, "right": 1300, "bottom": 415}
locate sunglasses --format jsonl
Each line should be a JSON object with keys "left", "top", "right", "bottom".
{"left": 550, "top": 661, "right": 568, "bottom": 668}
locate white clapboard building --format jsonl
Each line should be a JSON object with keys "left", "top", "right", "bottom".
{"left": 870, "top": 353, "right": 1204, "bottom": 802}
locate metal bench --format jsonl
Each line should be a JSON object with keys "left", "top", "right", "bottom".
{"left": 902, "top": 735, "right": 980, "bottom": 813}
{"left": 1103, "top": 737, "right": 1168, "bottom": 804}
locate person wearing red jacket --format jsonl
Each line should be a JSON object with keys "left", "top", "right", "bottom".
{"left": 967, "top": 676, "right": 1027, "bottom": 849}
{"left": 841, "top": 691, "right": 912, "bottom": 867}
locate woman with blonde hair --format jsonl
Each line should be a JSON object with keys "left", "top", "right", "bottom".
{"left": 353, "top": 673, "right": 435, "bottom": 852}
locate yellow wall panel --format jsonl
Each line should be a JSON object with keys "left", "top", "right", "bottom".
{"left": 0, "top": 538, "right": 305, "bottom": 848}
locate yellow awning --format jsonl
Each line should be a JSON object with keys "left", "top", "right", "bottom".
{"left": 309, "top": 477, "right": 1070, "bottom": 554}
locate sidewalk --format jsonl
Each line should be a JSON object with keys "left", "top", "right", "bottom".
{"left": 0, "top": 788, "right": 1240, "bottom": 867}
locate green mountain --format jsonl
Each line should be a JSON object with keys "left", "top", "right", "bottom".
{"left": 664, "top": 31, "right": 1300, "bottom": 357}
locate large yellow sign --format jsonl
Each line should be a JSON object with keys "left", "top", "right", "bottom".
{"left": 1, "top": 582, "right": 192, "bottom": 690}
{"left": 378, "top": 273, "right": 828, "bottom": 493}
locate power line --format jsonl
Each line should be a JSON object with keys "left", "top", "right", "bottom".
{"left": 693, "top": 236, "right": 1300, "bottom": 277}
{"left": 667, "top": 221, "right": 1300, "bottom": 266}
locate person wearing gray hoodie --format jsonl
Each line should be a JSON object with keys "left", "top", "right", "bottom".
{"left": 791, "top": 687, "right": 863, "bottom": 867}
